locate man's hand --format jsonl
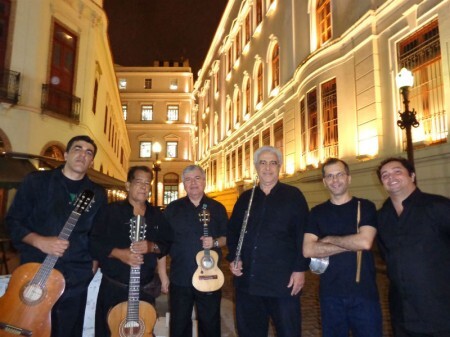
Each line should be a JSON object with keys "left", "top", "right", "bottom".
{"left": 200, "top": 236, "right": 213, "bottom": 249}
{"left": 131, "top": 240, "right": 152, "bottom": 254}
{"left": 111, "top": 247, "right": 143, "bottom": 267}
{"left": 229, "top": 260, "right": 243, "bottom": 277}
{"left": 287, "top": 271, "right": 305, "bottom": 296}
{"left": 35, "top": 236, "right": 69, "bottom": 257}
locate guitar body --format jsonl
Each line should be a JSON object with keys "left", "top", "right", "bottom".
{"left": 107, "top": 300, "right": 157, "bottom": 337}
{"left": 192, "top": 250, "right": 224, "bottom": 292}
{"left": 0, "top": 263, "right": 65, "bottom": 337}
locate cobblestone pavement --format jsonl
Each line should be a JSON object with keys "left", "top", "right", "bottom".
{"left": 221, "top": 249, "right": 393, "bottom": 337}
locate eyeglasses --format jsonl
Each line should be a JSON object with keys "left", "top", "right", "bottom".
{"left": 324, "top": 172, "right": 347, "bottom": 182}
{"left": 131, "top": 180, "right": 151, "bottom": 188}
{"left": 258, "top": 160, "right": 279, "bottom": 167}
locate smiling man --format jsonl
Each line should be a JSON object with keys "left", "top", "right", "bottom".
{"left": 6, "top": 135, "right": 107, "bottom": 337}
{"left": 303, "top": 158, "right": 381, "bottom": 337}
{"left": 227, "top": 146, "right": 309, "bottom": 337}
{"left": 377, "top": 157, "right": 450, "bottom": 337}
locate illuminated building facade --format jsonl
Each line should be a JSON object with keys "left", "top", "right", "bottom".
{"left": 116, "top": 61, "right": 195, "bottom": 207}
{"left": 0, "top": 0, "right": 130, "bottom": 223}
{"left": 194, "top": 0, "right": 450, "bottom": 212}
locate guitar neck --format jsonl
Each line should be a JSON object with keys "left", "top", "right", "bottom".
{"left": 33, "top": 210, "right": 81, "bottom": 284}
{"left": 127, "top": 266, "right": 141, "bottom": 322}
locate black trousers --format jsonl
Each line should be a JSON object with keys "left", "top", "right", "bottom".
{"left": 393, "top": 324, "right": 450, "bottom": 337}
{"left": 169, "top": 283, "right": 221, "bottom": 337}
{"left": 51, "top": 288, "right": 89, "bottom": 337}
{"left": 95, "top": 276, "right": 155, "bottom": 337}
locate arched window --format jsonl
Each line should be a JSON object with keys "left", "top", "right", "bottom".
{"left": 244, "top": 78, "right": 251, "bottom": 117}
{"left": 271, "top": 43, "right": 280, "bottom": 89}
{"left": 234, "top": 90, "right": 241, "bottom": 125}
{"left": 255, "top": 63, "right": 263, "bottom": 107}
{"left": 163, "top": 172, "right": 179, "bottom": 206}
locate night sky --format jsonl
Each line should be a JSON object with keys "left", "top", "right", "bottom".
{"left": 104, "top": 0, "right": 228, "bottom": 77}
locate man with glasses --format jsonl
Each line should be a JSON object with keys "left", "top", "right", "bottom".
{"left": 227, "top": 146, "right": 309, "bottom": 337}
{"left": 303, "top": 158, "right": 382, "bottom": 337}
{"left": 377, "top": 157, "right": 450, "bottom": 337}
{"left": 90, "top": 166, "right": 170, "bottom": 337}
{"left": 163, "top": 165, "right": 228, "bottom": 337}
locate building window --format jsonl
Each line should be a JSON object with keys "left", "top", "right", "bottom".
{"left": 237, "top": 147, "right": 243, "bottom": 180}
{"left": 140, "top": 142, "right": 152, "bottom": 158}
{"left": 317, "top": 0, "right": 332, "bottom": 48}
{"left": 144, "top": 78, "right": 152, "bottom": 89}
{"left": 322, "top": 78, "right": 338, "bottom": 158}
{"left": 122, "top": 104, "right": 127, "bottom": 120}
{"left": 235, "top": 30, "right": 242, "bottom": 62}
{"left": 271, "top": 43, "right": 280, "bottom": 89}
{"left": 141, "top": 105, "right": 153, "bottom": 121}
{"left": 163, "top": 184, "right": 178, "bottom": 206}
{"left": 300, "top": 98, "right": 307, "bottom": 164}
{"left": 398, "top": 19, "right": 447, "bottom": 144}
{"left": 167, "top": 105, "right": 179, "bottom": 121}
{"left": 227, "top": 48, "right": 232, "bottom": 75}
{"left": 92, "top": 79, "right": 98, "bottom": 114}
{"left": 245, "top": 13, "right": 252, "bottom": 44}
{"left": 256, "top": 0, "right": 263, "bottom": 26}
{"left": 104, "top": 106, "right": 108, "bottom": 133}
{"left": 226, "top": 101, "right": 232, "bottom": 131}
{"left": 256, "top": 63, "right": 263, "bottom": 106}
{"left": 166, "top": 141, "right": 178, "bottom": 158}
{"left": 307, "top": 89, "right": 318, "bottom": 155}
{"left": 274, "top": 120, "right": 283, "bottom": 156}
{"left": 234, "top": 90, "right": 241, "bottom": 125}
{"left": 245, "top": 79, "right": 251, "bottom": 116}
{"left": 118, "top": 78, "right": 127, "bottom": 90}
{"left": 253, "top": 134, "right": 259, "bottom": 153}
{"left": 262, "top": 127, "right": 270, "bottom": 146}
{"left": 170, "top": 79, "right": 178, "bottom": 90}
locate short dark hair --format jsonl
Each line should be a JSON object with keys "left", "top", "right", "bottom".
{"left": 127, "top": 166, "right": 153, "bottom": 182}
{"left": 376, "top": 157, "right": 415, "bottom": 181}
{"left": 321, "top": 158, "right": 350, "bottom": 177}
{"left": 66, "top": 135, "right": 97, "bottom": 157}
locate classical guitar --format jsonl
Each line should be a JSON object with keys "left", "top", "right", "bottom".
{"left": 107, "top": 215, "right": 157, "bottom": 337}
{"left": 192, "top": 204, "right": 224, "bottom": 292}
{"left": 0, "top": 190, "right": 95, "bottom": 337}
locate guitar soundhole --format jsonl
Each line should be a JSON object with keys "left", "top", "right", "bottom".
{"left": 120, "top": 319, "right": 145, "bottom": 337}
{"left": 201, "top": 256, "right": 215, "bottom": 270}
{"left": 20, "top": 282, "right": 46, "bottom": 305}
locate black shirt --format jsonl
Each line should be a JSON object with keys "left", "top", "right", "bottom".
{"left": 90, "top": 200, "right": 171, "bottom": 285}
{"left": 306, "top": 197, "right": 379, "bottom": 299}
{"left": 377, "top": 188, "right": 450, "bottom": 333}
{"left": 226, "top": 182, "right": 309, "bottom": 297}
{"left": 164, "top": 195, "right": 228, "bottom": 287}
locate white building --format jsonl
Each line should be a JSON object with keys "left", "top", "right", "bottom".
{"left": 0, "top": 0, "right": 130, "bottom": 224}
{"left": 116, "top": 61, "right": 195, "bottom": 207}
{"left": 194, "top": 0, "right": 450, "bottom": 212}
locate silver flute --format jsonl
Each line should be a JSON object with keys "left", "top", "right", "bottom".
{"left": 234, "top": 176, "right": 258, "bottom": 268}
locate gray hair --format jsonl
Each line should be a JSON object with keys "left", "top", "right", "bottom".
{"left": 182, "top": 165, "right": 206, "bottom": 182}
{"left": 253, "top": 146, "right": 283, "bottom": 166}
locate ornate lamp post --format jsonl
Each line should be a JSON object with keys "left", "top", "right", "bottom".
{"left": 152, "top": 142, "right": 162, "bottom": 207}
{"left": 395, "top": 67, "right": 420, "bottom": 168}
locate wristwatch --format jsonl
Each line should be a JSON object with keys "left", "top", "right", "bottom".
{"left": 213, "top": 239, "right": 219, "bottom": 248}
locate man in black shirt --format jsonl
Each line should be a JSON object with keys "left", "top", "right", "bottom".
{"left": 90, "top": 166, "right": 170, "bottom": 337}
{"left": 164, "top": 165, "right": 228, "bottom": 337}
{"left": 6, "top": 135, "right": 107, "bottom": 337}
{"left": 227, "top": 146, "right": 309, "bottom": 337}
{"left": 377, "top": 157, "right": 450, "bottom": 337}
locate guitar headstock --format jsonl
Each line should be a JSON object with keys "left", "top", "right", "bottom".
{"left": 198, "top": 204, "right": 210, "bottom": 225}
{"left": 130, "top": 215, "right": 147, "bottom": 243}
{"left": 73, "top": 190, "right": 95, "bottom": 214}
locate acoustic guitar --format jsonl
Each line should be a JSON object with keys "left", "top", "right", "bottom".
{"left": 107, "top": 215, "right": 157, "bottom": 337}
{"left": 0, "top": 190, "right": 95, "bottom": 337}
{"left": 192, "top": 204, "right": 224, "bottom": 292}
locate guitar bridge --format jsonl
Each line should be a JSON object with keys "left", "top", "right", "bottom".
{"left": 0, "top": 322, "right": 33, "bottom": 336}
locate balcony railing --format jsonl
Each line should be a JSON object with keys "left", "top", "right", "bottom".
{"left": 0, "top": 69, "right": 20, "bottom": 104}
{"left": 41, "top": 84, "right": 81, "bottom": 122}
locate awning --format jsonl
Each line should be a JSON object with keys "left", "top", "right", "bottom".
{"left": 0, "top": 157, "right": 36, "bottom": 189}
{"left": 0, "top": 154, "right": 126, "bottom": 190}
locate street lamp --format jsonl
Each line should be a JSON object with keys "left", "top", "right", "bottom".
{"left": 395, "top": 67, "right": 420, "bottom": 168}
{"left": 152, "top": 142, "right": 162, "bottom": 207}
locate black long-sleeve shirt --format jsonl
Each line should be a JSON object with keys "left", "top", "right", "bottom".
{"left": 377, "top": 188, "right": 450, "bottom": 333}
{"left": 227, "top": 182, "right": 309, "bottom": 297}
{"left": 164, "top": 195, "right": 228, "bottom": 287}
{"left": 90, "top": 200, "right": 171, "bottom": 285}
